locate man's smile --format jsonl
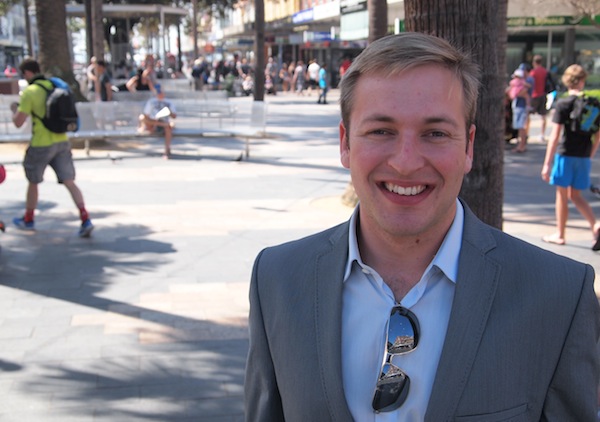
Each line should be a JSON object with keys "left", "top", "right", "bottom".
{"left": 384, "top": 183, "right": 427, "bottom": 196}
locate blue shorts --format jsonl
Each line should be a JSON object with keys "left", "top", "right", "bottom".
{"left": 512, "top": 106, "right": 527, "bottom": 129}
{"left": 550, "top": 154, "right": 591, "bottom": 190}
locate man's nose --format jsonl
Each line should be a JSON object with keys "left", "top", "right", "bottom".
{"left": 387, "top": 135, "right": 425, "bottom": 173}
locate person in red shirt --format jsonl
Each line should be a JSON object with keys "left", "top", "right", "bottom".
{"left": 339, "top": 56, "right": 352, "bottom": 78}
{"left": 528, "top": 55, "right": 549, "bottom": 141}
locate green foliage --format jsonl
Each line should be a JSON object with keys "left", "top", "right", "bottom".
{"left": 0, "top": 0, "right": 20, "bottom": 16}
{"left": 585, "top": 74, "right": 600, "bottom": 89}
{"left": 584, "top": 90, "right": 600, "bottom": 100}
{"left": 557, "top": 90, "right": 600, "bottom": 100}
{"left": 70, "top": 0, "right": 238, "bottom": 11}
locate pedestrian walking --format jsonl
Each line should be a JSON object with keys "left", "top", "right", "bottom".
{"left": 506, "top": 68, "right": 530, "bottom": 153}
{"left": 292, "top": 60, "right": 306, "bottom": 96}
{"left": 10, "top": 58, "right": 94, "bottom": 237}
{"left": 528, "top": 55, "right": 550, "bottom": 141}
{"left": 317, "top": 63, "right": 328, "bottom": 104}
{"left": 306, "top": 59, "right": 320, "bottom": 96}
{"left": 541, "top": 64, "right": 600, "bottom": 250}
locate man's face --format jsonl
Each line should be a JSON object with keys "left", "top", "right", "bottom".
{"left": 340, "top": 65, "right": 475, "bottom": 243}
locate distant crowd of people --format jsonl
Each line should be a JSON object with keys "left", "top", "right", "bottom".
{"left": 189, "top": 54, "right": 354, "bottom": 101}
{"left": 78, "top": 52, "right": 358, "bottom": 101}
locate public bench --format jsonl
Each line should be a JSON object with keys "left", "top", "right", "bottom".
{"left": 0, "top": 94, "right": 267, "bottom": 160}
{"left": 0, "top": 95, "right": 30, "bottom": 142}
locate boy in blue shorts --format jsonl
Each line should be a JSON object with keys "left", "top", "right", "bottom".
{"left": 541, "top": 64, "right": 600, "bottom": 250}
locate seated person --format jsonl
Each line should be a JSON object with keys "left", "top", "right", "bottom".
{"left": 265, "top": 74, "right": 277, "bottom": 95}
{"left": 126, "top": 68, "right": 152, "bottom": 92}
{"left": 242, "top": 75, "right": 254, "bottom": 96}
{"left": 139, "top": 84, "right": 177, "bottom": 158}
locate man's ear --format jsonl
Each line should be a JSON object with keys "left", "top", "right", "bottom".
{"left": 465, "top": 124, "right": 476, "bottom": 173}
{"left": 340, "top": 120, "right": 350, "bottom": 169}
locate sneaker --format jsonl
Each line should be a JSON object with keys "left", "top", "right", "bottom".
{"left": 13, "top": 217, "right": 34, "bottom": 231}
{"left": 79, "top": 219, "right": 94, "bottom": 238}
{"left": 591, "top": 184, "right": 600, "bottom": 196}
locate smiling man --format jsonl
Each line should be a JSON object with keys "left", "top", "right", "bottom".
{"left": 244, "top": 33, "right": 599, "bottom": 422}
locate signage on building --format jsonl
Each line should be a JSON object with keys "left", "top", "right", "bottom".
{"left": 340, "top": 0, "right": 367, "bottom": 15}
{"left": 313, "top": 0, "right": 340, "bottom": 21}
{"left": 293, "top": 9, "right": 314, "bottom": 24}
{"left": 303, "top": 31, "right": 333, "bottom": 42}
{"left": 507, "top": 15, "right": 600, "bottom": 27}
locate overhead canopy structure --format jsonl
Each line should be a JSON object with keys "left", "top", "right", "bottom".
{"left": 65, "top": 4, "right": 187, "bottom": 19}
{"left": 65, "top": 4, "right": 188, "bottom": 66}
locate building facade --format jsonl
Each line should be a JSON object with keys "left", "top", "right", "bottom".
{"left": 207, "top": 0, "right": 600, "bottom": 87}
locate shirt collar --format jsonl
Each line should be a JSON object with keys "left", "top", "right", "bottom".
{"left": 344, "top": 199, "right": 464, "bottom": 284}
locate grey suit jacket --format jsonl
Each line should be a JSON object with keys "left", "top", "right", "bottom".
{"left": 245, "top": 205, "right": 600, "bottom": 421}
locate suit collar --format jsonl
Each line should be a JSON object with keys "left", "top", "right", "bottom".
{"left": 314, "top": 222, "right": 356, "bottom": 421}
{"left": 426, "top": 203, "right": 500, "bottom": 421}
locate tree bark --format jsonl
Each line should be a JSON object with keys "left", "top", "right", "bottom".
{"left": 91, "top": 0, "right": 104, "bottom": 60}
{"left": 192, "top": 0, "right": 199, "bottom": 60}
{"left": 34, "top": 0, "right": 83, "bottom": 99}
{"left": 404, "top": 0, "right": 507, "bottom": 229}
{"left": 368, "top": 0, "right": 388, "bottom": 43}
{"left": 254, "top": 0, "right": 265, "bottom": 101}
{"left": 23, "top": 0, "right": 33, "bottom": 57}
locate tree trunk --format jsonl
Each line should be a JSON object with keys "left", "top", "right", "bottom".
{"left": 192, "top": 0, "right": 198, "bottom": 60}
{"left": 254, "top": 0, "right": 265, "bottom": 101}
{"left": 91, "top": 0, "right": 103, "bottom": 60}
{"left": 368, "top": 0, "right": 388, "bottom": 43}
{"left": 23, "top": 0, "right": 33, "bottom": 57}
{"left": 34, "top": 0, "right": 83, "bottom": 99}
{"left": 84, "top": 0, "right": 92, "bottom": 62}
{"left": 404, "top": 0, "right": 507, "bottom": 229}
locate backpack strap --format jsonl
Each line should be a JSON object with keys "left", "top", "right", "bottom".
{"left": 30, "top": 77, "right": 54, "bottom": 121}
{"left": 567, "top": 94, "right": 581, "bottom": 132}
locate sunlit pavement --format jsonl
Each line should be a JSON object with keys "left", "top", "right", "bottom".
{"left": 0, "top": 89, "right": 598, "bottom": 421}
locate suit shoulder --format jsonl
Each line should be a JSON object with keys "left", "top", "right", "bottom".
{"left": 254, "top": 223, "right": 347, "bottom": 274}
{"left": 262, "top": 223, "right": 346, "bottom": 258}
{"left": 487, "top": 226, "right": 592, "bottom": 280}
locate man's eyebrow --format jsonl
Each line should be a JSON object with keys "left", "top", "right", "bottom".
{"left": 423, "top": 116, "right": 461, "bottom": 128}
{"left": 362, "top": 114, "right": 461, "bottom": 128}
{"left": 361, "top": 114, "right": 395, "bottom": 123}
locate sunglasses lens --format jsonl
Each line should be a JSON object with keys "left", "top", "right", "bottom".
{"left": 387, "top": 307, "right": 418, "bottom": 354}
{"left": 372, "top": 363, "right": 410, "bottom": 412}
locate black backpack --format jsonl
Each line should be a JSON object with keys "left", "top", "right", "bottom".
{"left": 568, "top": 94, "right": 600, "bottom": 135}
{"left": 32, "top": 77, "right": 79, "bottom": 133}
{"left": 544, "top": 72, "right": 556, "bottom": 94}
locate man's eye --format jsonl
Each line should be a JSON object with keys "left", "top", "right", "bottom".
{"left": 370, "top": 129, "right": 391, "bottom": 135}
{"left": 427, "top": 131, "right": 447, "bottom": 137}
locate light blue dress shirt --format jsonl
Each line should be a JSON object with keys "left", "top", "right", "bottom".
{"left": 341, "top": 199, "right": 464, "bottom": 421}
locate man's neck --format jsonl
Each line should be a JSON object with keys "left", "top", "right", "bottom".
{"left": 357, "top": 222, "right": 450, "bottom": 301}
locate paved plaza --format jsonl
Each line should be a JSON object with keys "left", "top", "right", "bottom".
{"left": 0, "top": 90, "right": 599, "bottom": 421}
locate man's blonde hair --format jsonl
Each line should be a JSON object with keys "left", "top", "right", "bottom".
{"left": 339, "top": 32, "right": 481, "bottom": 137}
{"left": 562, "top": 64, "right": 587, "bottom": 89}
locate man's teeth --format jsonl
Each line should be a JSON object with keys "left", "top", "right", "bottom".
{"left": 385, "top": 183, "right": 425, "bottom": 196}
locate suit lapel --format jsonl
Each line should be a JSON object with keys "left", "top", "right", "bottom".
{"left": 314, "top": 222, "right": 355, "bottom": 421}
{"left": 425, "top": 207, "right": 501, "bottom": 421}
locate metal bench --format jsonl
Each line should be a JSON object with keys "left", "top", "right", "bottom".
{"left": 0, "top": 97, "right": 266, "bottom": 160}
